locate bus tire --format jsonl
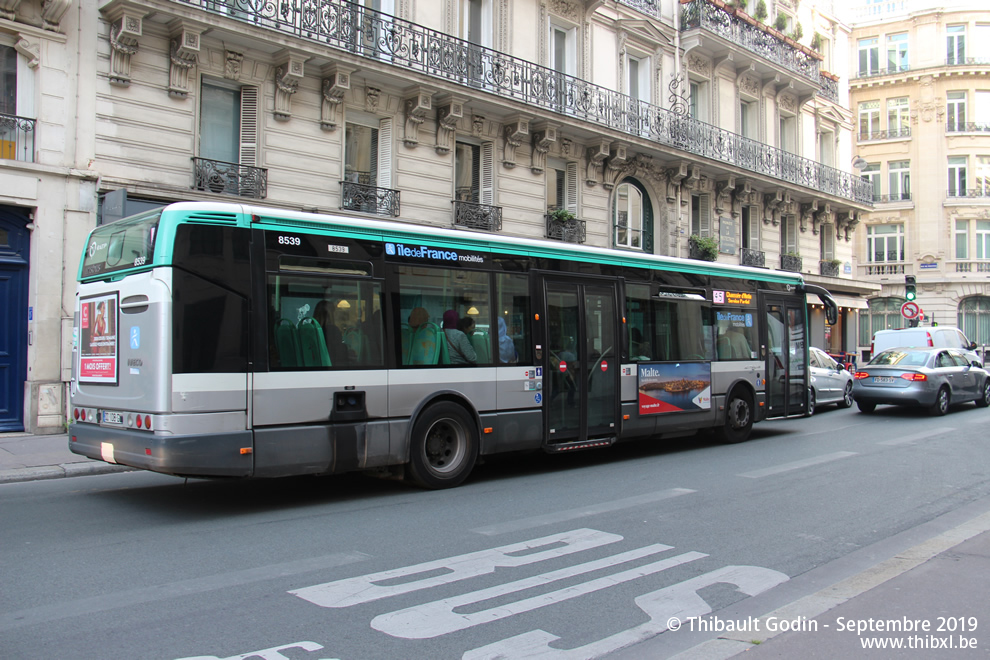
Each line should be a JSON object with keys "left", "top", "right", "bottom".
{"left": 407, "top": 402, "right": 478, "bottom": 489}
{"left": 716, "top": 390, "right": 753, "bottom": 444}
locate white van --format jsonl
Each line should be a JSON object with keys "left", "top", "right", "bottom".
{"left": 871, "top": 327, "right": 982, "bottom": 366}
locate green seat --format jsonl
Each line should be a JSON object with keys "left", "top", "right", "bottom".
{"left": 298, "top": 317, "right": 331, "bottom": 367}
{"left": 274, "top": 318, "right": 302, "bottom": 368}
{"left": 471, "top": 331, "right": 490, "bottom": 365}
{"left": 410, "top": 323, "right": 442, "bottom": 365}
{"left": 401, "top": 324, "right": 413, "bottom": 364}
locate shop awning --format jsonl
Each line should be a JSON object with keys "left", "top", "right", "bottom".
{"left": 831, "top": 294, "right": 869, "bottom": 310}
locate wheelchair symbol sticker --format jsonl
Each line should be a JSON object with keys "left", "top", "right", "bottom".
{"left": 535, "top": 393, "right": 542, "bottom": 404}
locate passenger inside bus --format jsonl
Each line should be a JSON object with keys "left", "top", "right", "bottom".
{"left": 314, "top": 300, "right": 350, "bottom": 365}
{"left": 443, "top": 310, "right": 477, "bottom": 365}
{"left": 497, "top": 317, "right": 518, "bottom": 364}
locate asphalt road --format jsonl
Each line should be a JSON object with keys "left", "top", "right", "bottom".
{"left": 3, "top": 401, "right": 990, "bottom": 660}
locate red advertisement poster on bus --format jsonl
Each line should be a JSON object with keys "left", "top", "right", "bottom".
{"left": 79, "top": 293, "right": 118, "bottom": 384}
{"left": 638, "top": 362, "right": 712, "bottom": 415}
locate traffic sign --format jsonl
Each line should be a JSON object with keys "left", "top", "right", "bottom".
{"left": 900, "top": 301, "right": 920, "bottom": 319}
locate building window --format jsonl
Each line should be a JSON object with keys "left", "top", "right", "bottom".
{"left": 820, "top": 225, "right": 835, "bottom": 261}
{"left": 867, "top": 224, "right": 904, "bottom": 263}
{"left": 200, "top": 81, "right": 255, "bottom": 164}
{"left": 740, "top": 99, "right": 757, "bottom": 139}
{"left": 690, "top": 79, "right": 710, "bottom": 122}
{"left": 344, "top": 122, "right": 379, "bottom": 186}
{"left": 0, "top": 44, "right": 14, "bottom": 116}
{"left": 454, "top": 141, "right": 494, "bottom": 204}
{"left": 781, "top": 215, "right": 797, "bottom": 254}
{"left": 860, "top": 297, "right": 906, "bottom": 345}
{"left": 977, "top": 156, "right": 990, "bottom": 195}
{"left": 627, "top": 53, "right": 650, "bottom": 103}
{"left": 957, "top": 220, "right": 969, "bottom": 260}
{"left": 948, "top": 156, "right": 967, "bottom": 197}
{"left": 947, "top": 25, "right": 966, "bottom": 65}
{"left": 691, "top": 193, "right": 711, "bottom": 237}
{"left": 888, "top": 160, "right": 910, "bottom": 201}
{"left": 779, "top": 113, "right": 796, "bottom": 153}
{"left": 887, "top": 97, "right": 910, "bottom": 138}
{"left": 547, "top": 160, "right": 577, "bottom": 214}
{"left": 886, "top": 33, "right": 909, "bottom": 72}
{"left": 741, "top": 206, "right": 759, "bottom": 250}
{"left": 861, "top": 163, "right": 881, "bottom": 201}
{"left": 859, "top": 100, "right": 880, "bottom": 139}
{"left": 959, "top": 296, "right": 990, "bottom": 346}
{"left": 977, "top": 221, "right": 990, "bottom": 260}
{"left": 614, "top": 181, "right": 644, "bottom": 249}
{"left": 858, "top": 37, "right": 879, "bottom": 76}
{"left": 818, "top": 130, "right": 834, "bottom": 167}
{"left": 550, "top": 23, "right": 576, "bottom": 77}
{"left": 947, "top": 92, "right": 967, "bottom": 131}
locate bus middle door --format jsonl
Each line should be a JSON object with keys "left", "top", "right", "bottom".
{"left": 540, "top": 277, "right": 620, "bottom": 449}
{"left": 761, "top": 294, "right": 808, "bottom": 418}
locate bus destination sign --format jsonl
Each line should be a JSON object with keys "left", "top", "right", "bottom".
{"left": 713, "top": 290, "right": 753, "bottom": 306}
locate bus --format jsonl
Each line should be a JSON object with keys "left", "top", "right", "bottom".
{"left": 68, "top": 202, "right": 837, "bottom": 489}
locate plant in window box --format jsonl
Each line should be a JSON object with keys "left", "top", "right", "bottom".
{"left": 550, "top": 208, "right": 576, "bottom": 224}
{"left": 689, "top": 235, "right": 719, "bottom": 261}
{"left": 828, "top": 258, "right": 842, "bottom": 267}
{"left": 754, "top": 0, "right": 768, "bottom": 22}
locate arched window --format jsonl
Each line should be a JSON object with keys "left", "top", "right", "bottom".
{"left": 859, "top": 297, "right": 905, "bottom": 345}
{"left": 612, "top": 178, "right": 653, "bottom": 253}
{"left": 958, "top": 296, "right": 990, "bottom": 345}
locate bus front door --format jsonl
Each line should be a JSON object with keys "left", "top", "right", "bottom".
{"left": 762, "top": 296, "right": 808, "bottom": 418}
{"left": 541, "top": 278, "right": 620, "bottom": 448}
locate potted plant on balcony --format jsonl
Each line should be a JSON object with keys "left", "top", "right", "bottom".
{"left": 550, "top": 207, "right": 576, "bottom": 224}
{"left": 689, "top": 235, "right": 720, "bottom": 262}
{"left": 754, "top": 0, "right": 768, "bottom": 22}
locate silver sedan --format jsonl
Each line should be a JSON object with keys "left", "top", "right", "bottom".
{"left": 808, "top": 347, "right": 854, "bottom": 415}
{"left": 853, "top": 347, "right": 990, "bottom": 416}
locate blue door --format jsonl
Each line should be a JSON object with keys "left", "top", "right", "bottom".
{"left": 0, "top": 207, "right": 30, "bottom": 432}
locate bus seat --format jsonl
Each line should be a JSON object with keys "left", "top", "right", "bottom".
{"left": 717, "top": 335, "right": 730, "bottom": 360}
{"left": 471, "top": 331, "right": 490, "bottom": 364}
{"left": 344, "top": 328, "right": 365, "bottom": 361}
{"left": 400, "top": 324, "right": 413, "bottom": 364}
{"left": 274, "top": 318, "right": 302, "bottom": 368}
{"left": 410, "top": 323, "right": 441, "bottom": 365}
{"left": 437, "top": 327, "right": 451, "bottom": 365}
{"left": 298, "top": 317, "right": 332, "bottom": 367}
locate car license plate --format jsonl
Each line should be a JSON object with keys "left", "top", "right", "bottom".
{"left": 872, "top": 377, "right": 895, "bottom": 384}
{"left": 103, "top": 410, "right": 123, "bottom": 425}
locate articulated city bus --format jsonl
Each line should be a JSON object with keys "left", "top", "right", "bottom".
{"left": 69, "top": 202, "right": 837, "bottom": 488}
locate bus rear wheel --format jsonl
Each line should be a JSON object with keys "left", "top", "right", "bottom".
{"left": 716, "top": 390, "right": 753, "bottom": 444}
{"left": 407, "top": 402, "right": 478, "bottom": 489}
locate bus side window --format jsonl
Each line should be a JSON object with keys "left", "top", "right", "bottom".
{"left": 495, "top": 273, "right": 531, "bottom": 365}
{"left": 625, "top": 283, "right": 652, "bottom": 361}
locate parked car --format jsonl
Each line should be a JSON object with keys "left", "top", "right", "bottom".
{"left": 853, "top": 347, "right": 990, "bottom": 416}
{"left": 871, "top": 326, "right": 982, "bottom": 366}
{"left": 808, "top": 347, "right": 854, "bottom": 415}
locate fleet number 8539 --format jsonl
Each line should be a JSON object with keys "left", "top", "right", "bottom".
{"left": 277, "top": 235, "right": 302, "bottom": 246}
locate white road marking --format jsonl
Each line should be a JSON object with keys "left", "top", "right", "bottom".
{"left": 737, "top": 451, "right": 858, "bottom": 479}
{"left": 469, "top": 488, "right": 697, "bottom": 536}
{"left": 879, "top": 428, "right": 955, "bottom": 446}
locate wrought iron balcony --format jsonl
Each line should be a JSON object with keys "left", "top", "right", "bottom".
{"left": 173, "top": 0, "right": 872, "bottom": 206}
{"left": 947, "top": 57, "right": 990, "bottom": 66}
{"left": 740, "top": 247, "right": 765, "bottom": 268}
{"left": 947, "top": 122, "right": 990, "bottom": 134}
{"left": 0, "top": 113, "right": 36, "bottom": 162}
{"left": 545, "top": 210, "right": 587, "bottom": 244}
{"left": 948, "top": 188, "right": 990, "bottom": 199}
{"left": 192, "top": 157, "right": 268, "bottom": 199}
{"left": 874, "top": 192, "right": 912, "bottom": 203}
{"left": 680, "top": 0, "right": 822, "bottom": 85}
{"left": 819, "top": 260, "right": 840, "bottom": 277}
{"left": 453, "top": 200, "right": 502, "bottom": 232}
{"left": 616, "top": 0, "right": 661, "bottom": 18}
{"left": 858, "top": 128, "right": 911, "bottom": 142}
{"left": 340, "top": 180, "right": 400, "bottom": 216}
{"left": 853, "top": 64, "right": 911, "bottom": 80}
{"left": 817, "top": 75, "right": 839, "bottom": 103}
{"left": 780, "top": 253, "right": 802, "bottom": 272}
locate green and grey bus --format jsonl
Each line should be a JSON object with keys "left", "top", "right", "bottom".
{"left": 69, "top": 202, "right": 836, "bottom": 488}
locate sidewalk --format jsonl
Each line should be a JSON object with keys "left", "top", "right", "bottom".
{"left": 3, "top": 432, "right": 990, "bottom": 658}
{"left": 0, "top": 431, "right": 132, "bottom": 483}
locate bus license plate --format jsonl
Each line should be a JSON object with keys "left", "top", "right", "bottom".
{"left": 873, "top": 377, "right": 895, "bottom": 384}
{"left": 103, "top": 410, "right": 123, "bottom": 425}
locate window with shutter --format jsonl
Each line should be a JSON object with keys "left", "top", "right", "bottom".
{"left": 480, "top": 142, "right": 494, "bottom": 206}
{"left": 239, "top": 86, "right": 258, "bottom": 166}
{"left": 377, "top": 118, "right": 392, "bottom": 189}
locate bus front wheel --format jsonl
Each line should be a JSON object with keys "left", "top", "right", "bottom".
{"left": 716, "top": 390, "right": 754, "bottom": 444}
{"left": 407, "top": 402, "right": 478, "bottom": 489}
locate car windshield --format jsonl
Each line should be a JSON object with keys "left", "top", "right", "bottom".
{"left": 870, "top": 350, "right": 930, "bottom": 367}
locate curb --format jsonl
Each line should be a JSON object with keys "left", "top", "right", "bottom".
{"left": 0, "top": 462, "right": 134, "bottom": 484}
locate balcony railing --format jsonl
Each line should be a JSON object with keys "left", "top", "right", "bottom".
{"left": 858, "top": 128, "right": 911, "bottom": 142}
{"left": 740, "top": 247, "right": 765, "bottom": 268}
{"left": 947, "top": 122, "right": 990, "bottom": 134}
{"left": 453, "top": 200, "right": 502, "bottom": 232}
{"left": 192, "top": 157, "right": 268, "bottom": 198}
{"left": 0, "top": 113, "right": 36, "bottom": 163}
{"left": 955, "top": 261, "right": 990, "bottom": 273}
{"left": 874, "top": 192, "right": 912, "bottom": 203}
{"left": 817, "top": 75, "right": 839, "bottom": 103}
{"left": 947, "top": 57, "right": 990, "bottom": 66}
{"left": 853, "top": 65, "right": 911, "bottom": 80}
{"left": 864, "top": 263, "right": 905, "bottom": 275}
{"left": 780, "top": 253, "right": 802, "bottom": 272}
{"left": 545, "top": 211, "right": 587, "bottom": 244}
{"left": 680, "top": 0, "right": 821, "bottom": 85}
{"left": 616, "top": 0, "right": 661, "bottom": 19}
{"left": 340, "top": 180, "right": 400, "bottom": 216}
{"left": 819, "top": 260, "right": 840, "bottom": 277}
{"left": 948, "top": 188, "right": 990, "bottom": 199}
{"left": 173, "top": 0, "right": 872, "bottom": 206}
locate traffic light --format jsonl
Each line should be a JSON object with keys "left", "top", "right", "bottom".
{"left": 905, "top": 275, "right": 916, "bottom": 302}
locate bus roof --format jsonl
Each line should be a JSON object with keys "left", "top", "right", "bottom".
{"left": 82, "top": 200, "right": 806, "bottom": 286}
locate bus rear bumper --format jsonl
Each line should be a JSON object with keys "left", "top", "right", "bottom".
{"left": 68, "top": 424, "right": 253, "bottom": 478}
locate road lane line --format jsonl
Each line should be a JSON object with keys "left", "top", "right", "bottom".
{"left": 470, "top": 488, "right": 697, "bottom": 536}
{"left": 737, "top": 452, "right": 857, "bottom": 479}
{"left": 0, "top": 551, "right": 369, "bottom": 632}
{"left": 878, "top": 428, "right": 955, "bottom": 446}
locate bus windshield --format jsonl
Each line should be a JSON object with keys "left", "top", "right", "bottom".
{"left": 80, "top": 209, "right": 162, "bottom": 279}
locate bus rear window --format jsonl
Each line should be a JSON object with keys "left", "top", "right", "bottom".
{"left": 80, "top": 209, "right": 162, "bottom": 278}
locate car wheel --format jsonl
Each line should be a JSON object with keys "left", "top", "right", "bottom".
{"left": 929, "top": 387, "right": 950, "bottom": 417}
{"left": 806, "top": 388, "right": 816, "bottom": 417}
{"left": 407, "top": 402, "right": 478, "bottom": 489}
{"left": 716, "top": 390, "right": 754, "bottom": 444}
{"left": 857, "top": 401, "right": 876, "bottom": 414}
{"left": 838, "top": 382, "right": 853, "bottom": 409}
{"left": 977, "top": 380, "right": 990, "bottom": 408}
